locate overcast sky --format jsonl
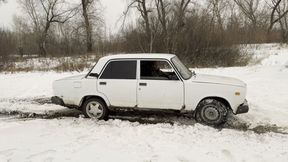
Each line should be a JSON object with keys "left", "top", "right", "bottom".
{"left": 0, "top": 0, "right": 129, "bottom": 33}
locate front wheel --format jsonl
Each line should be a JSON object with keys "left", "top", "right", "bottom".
{"left": 195, "top": 99, "right": 228, "bottom": 126}
{"left": 82, "top": 98, "right": 108, "bottom": 120}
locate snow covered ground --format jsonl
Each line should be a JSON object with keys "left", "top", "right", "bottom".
{"left": 0, "top": 43, "right": 288, "bottom": 162}
{"left": 0, "top": 117, "right": 287, "bottom": 162}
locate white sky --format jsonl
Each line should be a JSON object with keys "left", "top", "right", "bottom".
{"left": 0, "top": 0, "right": 130, "bottom": 33}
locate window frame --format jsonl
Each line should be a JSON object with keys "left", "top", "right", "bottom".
{"left": 139, "top": 59, "right": 181, "bottom": 81}
{"left": 99, "top": 59, "right": 137, "bottom": 80}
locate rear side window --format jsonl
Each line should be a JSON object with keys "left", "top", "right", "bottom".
{"left": 100, "top": 60, "right": 136, "bottom": 79}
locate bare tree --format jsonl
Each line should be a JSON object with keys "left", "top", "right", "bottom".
{"left": 19, "top": 0, "right": 78, "bottom": 56}
{"left": 267, "top": 0, "right": 288, "bottom": 33}
{"left": 273, "top": 0, "right": 288, "bottom": 41}
{"left": 137, "top": 0, "right": 153, "bottom": 52}
{"left": 154, "top": 0, "right": 192, "bottom": 53}
{"left": 155, "top": 0, "right": 170, "bottom": 52}
{"left": 13, "top": 16, "right": 27, "bottom": 57}
{"left": 233, "top": 0, "right": 260, "bottom": 30}
{"left": 170, "top": 0, "right": 191, "bottom": 54}
{"left": 0, "top": 29, "right": 17, "bottom": 63}
{"left": 174, "top": 0, "right": 191, "bottom": 30}
{"left": 208, "top": 0, "right": 229, "bottom": 32}
{"left": 122, "top": 0, "right": 154, "bottom": 52}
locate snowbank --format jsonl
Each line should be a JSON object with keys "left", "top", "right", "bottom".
{"left": 243, "top": 43, "right": 288, "bottom": 66}
{"left": 0, "top": 72, "right": 85, "bottom": 98}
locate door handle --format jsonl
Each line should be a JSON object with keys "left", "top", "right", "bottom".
{"left": 99, "top": 82, "right": 106, "bottom": 85}
{"left": 139, "top": 83, "right": 147, "bottom": 86}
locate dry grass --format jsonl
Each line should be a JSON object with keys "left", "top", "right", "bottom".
{"left": 0, "top": 51, "right": 252, "bottom": 73}
{"left": 52, "top": 60, "right": 91, "bottom": 72}
{"left": 0, "top": 55, "right": 98, "bottom": 73}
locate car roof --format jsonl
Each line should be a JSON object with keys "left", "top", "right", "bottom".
{"left": 90, "top": 53, "right": 177, "bottom": 74}
{"left": 100, "top": 53, "right": 176, "bottom": 60}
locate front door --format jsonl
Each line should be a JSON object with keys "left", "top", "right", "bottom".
{"left": 97, "top": 60, "right": 137, "bottom": 107}
{"left": 137, "top": 60, "right": 184, "bottom": 110}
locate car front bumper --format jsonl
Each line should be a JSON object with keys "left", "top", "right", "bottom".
{"left": 235, "top": 99, "right": 249, "bottom": 114}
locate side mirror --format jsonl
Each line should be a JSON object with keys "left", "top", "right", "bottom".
{"left": 89, "top": 73, "right": 99, "bottom": 78}
{"left": 191, "top": 70, "right": 196, "bottom": 76}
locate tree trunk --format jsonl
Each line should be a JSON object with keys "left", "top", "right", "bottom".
{"left": 156, "top": 0, "right": 169, "bottom": 52}
{"left": 82, "top": 0, "right": 93, "bottom": 53}
{"left": 138, "top": 0, "right": 152, "bottom": 52}
{"left": 39, "top": 41, "right": 47, "bottom": 57}
{"left": 39, "top": 22, "right": 50, "bottom": 57}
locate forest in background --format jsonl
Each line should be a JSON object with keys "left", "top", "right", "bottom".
{"left": 1, "top": 0, "right": 288, "bottom": 67}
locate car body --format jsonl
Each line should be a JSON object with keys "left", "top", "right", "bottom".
{"left": 52, "top": 54, "right": 249, "bottom": 125}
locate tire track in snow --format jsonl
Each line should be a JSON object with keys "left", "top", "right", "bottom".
{"left": 0, "top": 97, "right": 52, "bottom": 105}
{"left": 0, "top": 97, "right": 288, "bottom": 135}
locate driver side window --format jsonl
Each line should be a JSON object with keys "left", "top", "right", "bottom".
{"left": 140, "top": 60, "right": 179, "bottom": 80}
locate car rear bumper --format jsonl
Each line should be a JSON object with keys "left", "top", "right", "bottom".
{"left": 51, "top": 96, "right": 64, "bottom": 106}
{"left": 235, "top": 99, "right": 249, "bottom": 114}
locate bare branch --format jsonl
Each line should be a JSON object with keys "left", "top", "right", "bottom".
{"left": 268, "top": 0, "right": 288, "bottom": 32}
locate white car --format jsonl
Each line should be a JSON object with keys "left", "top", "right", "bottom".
{"left": 52, "top": 54, "right": 249, "bottom": 125}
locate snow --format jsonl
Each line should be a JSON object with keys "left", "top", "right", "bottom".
{"left": 0, "top": 43, "right": 288, "bottom": 161}
{"left": 0, "top": 72, "right": 83, "bottom": 98}
{"left": 243, "top": 43, "right": 288, "bottom": 66}
{"left": 0, "top": 118, "right": 288, "bottom": 162}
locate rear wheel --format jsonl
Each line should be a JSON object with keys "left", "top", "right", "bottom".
{"left": 195, "top": 99, "right": 228, "bottom": 126}
{"left": 82, "top": 98, "right": 108, "bottom": 120}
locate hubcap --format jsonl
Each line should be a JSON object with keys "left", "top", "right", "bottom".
{"left": 86, "top": 101, "right": 104, "bottom": 118}
{"left": 203, "top": 106, "right": 220, "bottom": 121}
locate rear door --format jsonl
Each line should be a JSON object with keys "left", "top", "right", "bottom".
{"left": 97, "top": 60, "right": 137, "bottom": 107}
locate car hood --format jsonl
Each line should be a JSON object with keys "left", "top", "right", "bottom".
{"left": 190, "top": 74, "right": 246, "bottom": 87}
{"left": 56, "top": 74, "right": 86, "bottom": 81}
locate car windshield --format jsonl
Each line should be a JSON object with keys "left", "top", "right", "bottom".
{"left": 171, "top": 56, "right": 192, "bottom": 80}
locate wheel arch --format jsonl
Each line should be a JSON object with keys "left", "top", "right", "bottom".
{"left": 195, "top": 96, "right": 232, "bottom": 112}
{"left": 79, "top": 95, "right": 110, "bottom": 108}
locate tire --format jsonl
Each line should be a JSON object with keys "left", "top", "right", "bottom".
{"left": 81, "top": 98, "right": 109, "bottom": 120}
{"left": 195, "top": 99, "right": 228, "bottom": 126}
